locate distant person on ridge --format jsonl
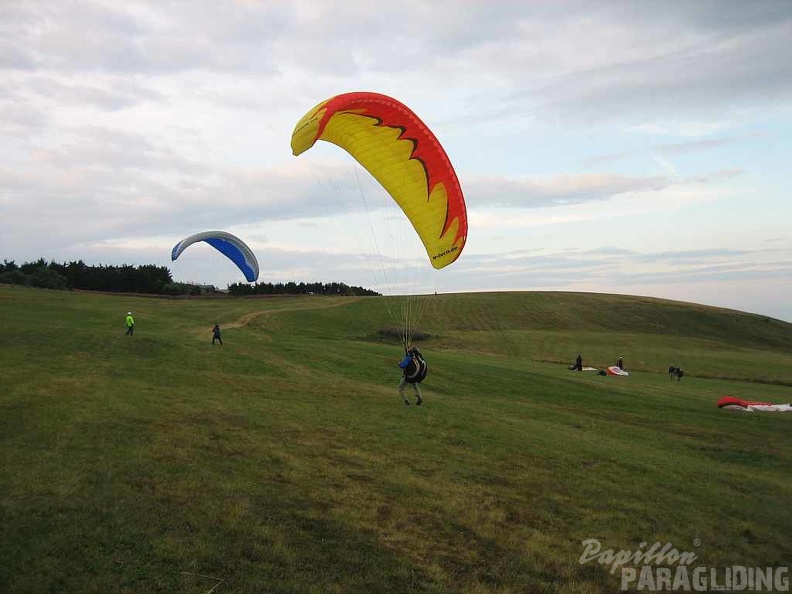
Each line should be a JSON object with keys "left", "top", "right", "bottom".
{"left": 576, "top": 353, "right": 583, "bottom": 371}
{"left": 212, "top": 322, "right": 223, "bottom": 345}
{"left": 617, "top": 355, "right": 624, "bottom": 370}
{"left": 398, "top": 346, "right": 426, "bottom": 406}
{"left": 125, "top": 311, "right": 135, "bottom": 336}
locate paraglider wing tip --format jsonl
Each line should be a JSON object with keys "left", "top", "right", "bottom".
{"left": 291, "top": 118, "right": 321, "bottom": 157}
{"left": 291, "top": 141, "right": 311, "bottom": 157}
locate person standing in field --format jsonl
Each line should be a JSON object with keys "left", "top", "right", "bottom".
{"left": 212, "top": 322, "right": 223, "bottom": 345}
{"left": 617, "top": 355, "right": 624, "bottom": 370}
{"left": 125, "top": 311, "right": 135, "bottom": 336}
{"left": 576, "top": 353, "right": 583, "bottom": 371}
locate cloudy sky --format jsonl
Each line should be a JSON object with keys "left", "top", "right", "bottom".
{"left": 2, "top": 0, "right": 791, "bottom": 320}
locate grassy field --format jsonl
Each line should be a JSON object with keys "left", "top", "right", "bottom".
{"left": 1, "top": 285, "right": 790, "bottom": 593}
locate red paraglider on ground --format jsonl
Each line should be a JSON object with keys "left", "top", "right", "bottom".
{"left": 717, "top": 395, "right": 792, "bottom": 412}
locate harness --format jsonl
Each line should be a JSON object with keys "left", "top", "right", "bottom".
{"left": 404, "top": 355, "right": 428, "bottom": 384}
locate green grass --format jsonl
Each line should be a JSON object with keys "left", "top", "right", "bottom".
{"left": 1, "top": 285, "right": 790, "bottom": 593}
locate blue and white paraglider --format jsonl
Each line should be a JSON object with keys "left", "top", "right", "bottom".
{"left": 171, "top": 231, "right": 259, "bottom": 283}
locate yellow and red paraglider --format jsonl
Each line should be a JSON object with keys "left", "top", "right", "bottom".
{"left": 291, "top": 92, "right": 467, "bottom": 270}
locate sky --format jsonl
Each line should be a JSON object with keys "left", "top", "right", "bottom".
{"left": 1, "top": 0, "right": 791, "bottom": 321}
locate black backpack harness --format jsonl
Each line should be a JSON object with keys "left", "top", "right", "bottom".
{"left": 404, "top": 351, "right": 428, "bottom": 384}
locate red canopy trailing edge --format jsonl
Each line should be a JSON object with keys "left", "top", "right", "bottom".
{"left": 717, "top": 395, "right": 792, "bottom": 412}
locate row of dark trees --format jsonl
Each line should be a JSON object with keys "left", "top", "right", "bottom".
{"left": 227, "top": 281, "right": 379, "bottom": 296}
{"left": 0, "top": 258, "right": 380, "bottom": 297}
{"left": 0, "top": 258, "right": 189, "bottom": 294}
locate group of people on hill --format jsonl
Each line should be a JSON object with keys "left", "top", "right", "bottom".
{"left": 570, "top": 354, "right": 624, "bottom": 370}
{"left": 569, "top": 353, "right": 683, "bottom": 379}
{"left": 570, "top": 353, "right": 624, "bottom": 371}
{"left": 124, "top": 310, "right": 429, "bottom": 404}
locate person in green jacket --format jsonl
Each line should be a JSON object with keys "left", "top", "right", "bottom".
{"left": 125, "top": 311, "right": 135, "bottom": 336}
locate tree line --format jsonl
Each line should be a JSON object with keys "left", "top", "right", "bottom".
{"left": 0, "top": 258, "right": 187, "bottom": 294}
{"left": 0, "top": 258, "right": 380, "bottom": 297}
{"left": 227, "top": 281, "right": 379, "bottom": 296}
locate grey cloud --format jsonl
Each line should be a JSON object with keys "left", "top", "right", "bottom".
{"left": 606, "top": 261, "right": 792, "bottom": 287}
{"left": 33, "top": 125, "right": 206, "bottom": 174}
{"left": 0, "top": 139, "right": 379, "bottom": 255}
{"left": 465, "top": 173, "right": 671, "bottom": 208}
{"left": 466, "top": 168, "right": 741, "bottom": 210}
{"left": 611, "top": 0, "right": 792, "bottom": 33}
{"left": 0, "top": 2, "right": 37, "bottom": 68}
{"left": 5, "top": 0, "right": 791, "bottom": 125}
{"left": 579, "top": 246, "right": 638, "bottom": 257}
{"left": 684, "top": 169, "right": 743, "bottom": 184}
{"left": 21, "top": 76, "right": 164, "bottom": 111}
{"left": 581, "top": 152, "right": 631, "bottom": 168}
{"left": 632, "top": 248, "right": 753, "bottom": 264}
{"left": 0, "top": 122, "right": 746, "bottom": 260}
{"left": 426, "top": 3, "right": 792, "bottom": 128}
{"left": 441, "top": 244, "right": 792, "bottom": 287}
{"left": 658, "top": 136, "right": 747, "bottom": 154}
{"left": 583, "top": 143, "right": 749, "bottom": 171}
{"left": 521, "top": 19, "right": 792, "bottom": 124}
{"left": 3, "top": 1, "right": 287, "bottom": 75}
{"left": 0, "top": 41, "right": 35, "bottom": 70}
{"left": 437, "top": 245, "right": 792, "bottom": 297}
{"left": 0, "top": 102, "right": 50, "bottom": 134}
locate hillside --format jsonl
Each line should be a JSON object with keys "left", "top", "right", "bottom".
{"left": 256, "top": 290, "right": 792, "bottom": 385}
{"left": 1, "top": 285, "right": 790, "bottom": 594}
{"left": 422, "top": 291, "right": 792, "bottom": 350}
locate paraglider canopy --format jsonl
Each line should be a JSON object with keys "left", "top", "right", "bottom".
{"left": 291, "top": 91, "right": 467, "bottom": 270}
{"left": 717, "top": 395, "right": 792, "bottom": 412}
{"left": 171, "top": 230, "right": 259, "bottom": 283}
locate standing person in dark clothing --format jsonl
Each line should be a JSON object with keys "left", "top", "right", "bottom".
{"left": 212, "top": 323, "right": 223, "bottom": 345}
{"left": 617, "top": 355, "right": 624, "bottom": 370}
{"left": 575, "top": 354, "right": 583, "bottom": 371}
